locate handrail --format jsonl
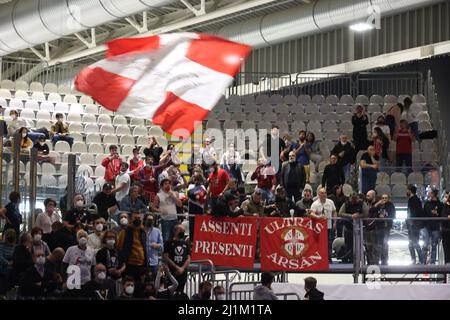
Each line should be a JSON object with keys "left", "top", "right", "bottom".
{"left": 275, "top": 292, "right": 301, "bottom": 300}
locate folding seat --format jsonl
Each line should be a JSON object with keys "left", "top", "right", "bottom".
{"left": 304, "top": 104, "right": 319, "bottom": 114}
{"left": 82, "top": 114, "right": 97, "bottom": 124}
{"left": 291, "top": 121, "right": 306, "bottom": 133}
{"left": 58, "top": 175, "right": 68, "bottom": 188}
{"left": 257, "top": 121, "right": 272, "bottom": 131}
{"left": 369, "top": 95, "right": 384, "bottom": 105}
{"left": 326, "top": 95, "right": 339, "bottom": 105}
{"left": 39, "top": 101, "right": 54, "bottom": 112}
{"left": 68, "top": 122, "right": 83, "bottom": 133}
{"left": 223, "top": 120, "right": 238, "bottom": 130}
{"left": 132, "top": 126, "right": 148, "bottom": 136}
{"left": 320, "top": 104, "right": 334, "bottom": 114}
{"left": 99, "top": 124, "right": 115, "bottom": 135}
{"left": 79, "top": 95, "right": 94, "bottom": 105}
{"left": 339, "top": 112, "right": 353, "bottom": 122}
{"left": 421, "top": 152, "right": 436, "bottom": 162}
{"left": 324, "top": 131, "right": 340, "bottom": 141}
{"left": 84, "top": 104, "right": 98, "bottom": 114}
{"left": 54, "top": 141, "right": 71, "bottom": 153}
{"left": 14, "top": 81, "right": 29, "bottom": 91}
{"left": 135, "top": 136, "right": 148, "bottom": 146}
{"left": 70, "top": 132, "right": 83, "bottom": 142}
{"left": 283, "top": 95, "right": 297, "bottom": 105}
{"left": 112, "top": 115, "right": 127, "bottom": 126}
{"left": 398, "top": 95, "right": 411, "bottom": 104}
{"left": 116, "top": 125, "right": 131, "bottom": 135}
{"left": 94, "top": 166, "right": 106, "bottom": 178}
{"left": 240, "top": 120, "right": 256, "bottom": 131}
{"left": 23, "top": 100, "right": 39, "bottom": 111}
{"left": 40, "top": 175, "right": 57, "bottom": 188}
{"left": 130, "top": 117, "right": 145, "bottom": 127}
{"left": 390, "top": 172, "right": 407, "bottom": 185}
{"left": 411, "top": 103, "right": 424, "bottom": 115}
{"left": 216, "top": 111, "right": 230, "bottom": 122}
{"left": 408, "top": 172, "right": 424, "bottom": 185}
{"left": 0, "top": 97, "right": 7, "bottom": 108}
{"left": 420, "top": 140, "right": 436, "bottom": 151}
{"left": 307, "top": 121, "right": 321, "bottom": 132}
{"left": 0, "top": 80, "right": 14, "bottom": 90}
{"left": 36, "top": 110, "right": 51, "bottom": 121}
{"left": 355, "top": 95, "right": 369, "bottom": 105}
{"left": 274, "top": 122, "right": 289, "bottom": 135}
{"left": 367, "top": 104, "right": 381, "bottom": 114}
{"left": 47, "top": 93, "right": 62, "bottom": 103}
{"left": 103, "top": 134, "right": 119, "bottom": 145}
{"left": 335, "top": 104, "right": 350, "bottom": 114}
{"left": 63, "top": 94, "right": 78, "bottom": 104}
{"left": 412, "top": 94, "right": 426, "bottom": 104}
{"left": 376, "top": 172, "right": 390, "bottom": 185}
{"left": 206, "top": 119, "right": 221, "bottom": 130}
{"left": 241, "top": 95, "right": 255, "bottom": 105}
{"left": 297, "top": 95, "right": 312, "bottom": 105}
{"left": 419, "top": 121, "right": 432, "bottom": 131}
{"left": 262, "top": 112, "right": 277, "bottom": 122}
{"left": 41, "top": 162, "right": 56, "bottom": 175}
{"left": 312, "top": 95, "right": 325, "bottom": 105}
{"left": 99, "top": 107, "right": 114, "bottom": 115}
{"left": 54, "top": 102, "right": 69, "bottom": 114}
{"left": 384, "top": 95, "right": 398, "bottom": 105}
{"left": 72, "top": 142, "right": 88, "bottom": 153}
{"left": 30, "top": 82, "right": 44, "bottom": 92}
{"left": 323, "top": 121, "right": 338, "bottom": 132}
{"left": 14, "top": 90, "right": 29, "bottom": 100}
{"left": 57, "top": 84, "right": 72, "bottom": 94}
{"left": 20, "top": 109, "right": 35, "bottom": 119}
{"left": 84, "top": 123, "right": 99, "bottom": 134}
{"left": 79, "top": 154, "right": 96, "bottom": 166}
{"left": 259, "top": 103, "right": 273, "bottom": 114}
{"left": 148, "top": 126, "right": 164, "bottom": 137}
{"left": 121, "top": 145, "right": 135, "bottom": 156}
{"left": 70, "top": 103, "right": 84, "bottom": 114}
{"left": 36, "top": 120, "right": 52, "bottom": 130}
{"left": 227, "top": 95, "right": 241, "bottom": 105}
{"left": 97, "top": 114, "right": 112, "bottom": 125}
{"left": 0, "top": 89, "right": 11, "bottom": 99}
{"left": 44, "top": 83, "right": 58, "bottom": 93}
{"left": 375, "top": 184, "right": 391, "bottom": 196}
{"left": 269, "top": 94, "right": 283, "bottom": 105}
{"left": 339, "top": 121, "right": 353, "bottom": 132}
{"left": 67, "top": 113, "right": 82, "bottom": 123}
{"left": 9, "top": 99, "right": 24, "bottom": 109}
{"left": 255, "top": 94, "right": 269, "bottom": 105}
{"left": 88, "top": 143, "right": 104, "bottom": 154}
{"left": 391, "top": 184, "right": 407, "bottom": 198}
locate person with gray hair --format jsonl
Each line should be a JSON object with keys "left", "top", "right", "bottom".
{"left": 120, "top": 185, "right": 148, "bottom": 215}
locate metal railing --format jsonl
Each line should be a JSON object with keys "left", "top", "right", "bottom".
{"left": 356, "top": 72, "right": 424, "bottom": 97}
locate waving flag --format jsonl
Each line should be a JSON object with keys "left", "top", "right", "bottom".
{"left": 75, "top": 33, "right": 251, "bottom": 137}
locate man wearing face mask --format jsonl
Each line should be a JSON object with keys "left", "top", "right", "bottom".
{"left": 143, "top": 214, "right": 163, "bottom": 277}
{"left": 113, "top": 212, "right": 129, "bottom": 236}
{"left": 280, "top": 151, "right": 306, "bottom": 203}
{"left": 213, "top": 285, "right": 226, "bottom": 301}
{"left": 81, "top": 263, "right": 116, "bottom": 300}
{"left": 35, "top": 198, "right": 61, "bottom": 239}
{"left": 63, "top": 194, "right": 92, "bottom": 230}
{"left": 118, "top": 276, "right": 136, "bottom": 299}
{"left": 119, "top": 212, "right": 148, "bottom": 282}
{"left": 51, "top": 113, "right": 74, "bottom": 147}
{"left": 33, "top": 136, "right": 55, "bottom": 164}
{"left": 221, "top": 143, "right": 243, "bottom": 184}
{"left": 191, "top": 281, "right": 212, "bottom": 300}
{"left": 207, "top": 161, "right": 230, "bottom": 212}
{"left": 152, "top": 179, "right": 183, "bottom": 242}
{"left": 259, "top": 126, "right": 286, "bottom": 182}
{"left": 111, "top": 162, "right": 131, "bottom": 203}
{"left": 331, "top": 135, "right": 356, "bottom": 182}
{"left": 18, "top": 249, "right": 58, "bottom": 299}
{"left": 6, "top": 109, "right": 29, "bottom": 138}
{"left": 30, "top": 227, "right": 51, "bottom": 257}
{"left": 62, "top": 230, "right": 96, "bottom": 290}
{"left": 163, "top": 224, "right": 191, "bottom": 293}
{"left": 87, "top": 218, "right": 106, "bottom": 251}
{"left": 96, "top": 231, "right": 125, "bottom": 281}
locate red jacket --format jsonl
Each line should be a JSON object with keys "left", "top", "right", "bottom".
{"left": 102, "top": 157, "right": 121, "bottom": 183}
{"left": 208, "top": 169, "right": 230, "bottom": 198}
{"left": 251, "top": 165, "right": 276, "bottom": 189}
{"left": 129, "top": 159, "right": 144, "bottom": 181}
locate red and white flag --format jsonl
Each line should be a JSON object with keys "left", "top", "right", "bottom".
{"left": 74, "top": 33, "right": 251, "bottom": 137}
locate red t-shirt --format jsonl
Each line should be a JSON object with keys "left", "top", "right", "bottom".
{"left": 208, "top": 169, "right": 230, "bottom": 198}
{"left": 140, "top": 166, "right": 157, "bottom": 195}
{"left": 101, "top": 157, "right": 121, "bottom": 183}
{"left": 129, "top": 159, "right": 144, "bottom": 181}
{"left": 396, "top": 129, "right": 412, "bottom": 154}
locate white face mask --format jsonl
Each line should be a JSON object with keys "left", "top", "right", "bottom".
{"left": 120, "top": 217, "right": 128, "bottom": 226}
{"left": 341, "top": 141, "right": 347, "bottom": 145}
{"left": 33, "top": 234, "right": 42, "bottom": 242}
{"left": 216, "top": 294, "right": 225, "bottom": 300}
{"left": 36, "top": 256, "right": 46, "bottom": 266}
{"left": 39, "top": 141, "right": 45, "bottom": 146}
{"left": 22, "top": 133, "right": 27, "bottom": 138}
{"left": 97, "top": 272, "right": 106, "bottom": 281}
{"left": 11, "top": 115, "right": 17, "bottom": 120}
{"left": 78, "top": 237, "right": 88, "bottom": 246}
{"left": 125, "top": 285, "right": 134, "bottom": 295}
{"left": 75, "top": 200, "right": 84, "bottom": 208}
{"left": 95, "top": 224, "right": 103, "bottom": 232}
{"left": 106, "top": 239, "right": 115, "bottom": 247}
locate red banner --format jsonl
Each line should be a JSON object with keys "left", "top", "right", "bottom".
{"left": 192, "top": 215, "right": 258, "bottom": 268}
{"left": 260, "top": 217, "right": 329, "bottom": 271}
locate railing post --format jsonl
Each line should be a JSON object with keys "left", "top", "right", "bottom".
{"left": 67, "top": 154, "right": 76, "bottom": 212}
{"left": 353, "top": 219, "right": 362, "bottom": 284}
{"left": 12, "top": 131, "right": 21, "bottom": 193}
{"left": 28, "top": 148, "right": 38, "bottom": 231}
{"left": 0, "top": 120, "right": 4, "bottom": 207}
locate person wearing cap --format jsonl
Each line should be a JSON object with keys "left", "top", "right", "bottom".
{"left": 280, "top": 151, "right": 306, "bottom": 203}
{"left": 241, "top": 189, "right": 265, "bottom": 216}
{"left": 338, "top": 193, "right": 369, "bottom": 263}
{"left": 92, "top": 183, "right": 119, "bottom": 221}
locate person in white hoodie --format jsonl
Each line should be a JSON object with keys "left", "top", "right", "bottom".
{"left": 253, "top": 272, "right": 278, "bottom": 300}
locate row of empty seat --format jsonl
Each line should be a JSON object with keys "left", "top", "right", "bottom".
{"left": 0, "top": 88, "right": 93, "bottom": 104}
{"left": 0, "top": 80, "right": 81, "bottom": 95}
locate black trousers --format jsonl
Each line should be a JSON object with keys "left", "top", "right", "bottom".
{"left": 174, "top": 272, "right": 188, "bottom": 293}
{"left": 286, "top": 188, "right": 302, "bottom": 203}
{"left": 442, "top": 230, "right": 450, "bottom": 264}
{"left": 125, "top": 264, "right": 146, "bottom": 283}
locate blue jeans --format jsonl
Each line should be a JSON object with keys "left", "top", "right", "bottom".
{"left": 160, "top": 219, "right": 178, "bottom": 243}
{"left": 259, "top": 187, "right": 275, "bottom": 203}
{"left": 342, "top": 163, "right": 351, "bottom": 182}
{"left": 422, "top": 228, "right": 441, "bottom": 264}
{"left": 396, "top": 153, "right": 412, "bottom": 175}
{"left": 409, "top": 122, "right": 420, "bottom": 142}
{"left": 27, "top": 131, "right": 45, "bottom": 143}
{"left": 52, "top": 134, "right": 74, "bottom": 147}
{"left": 408, "top": 222, "right": 424, "bottom": 264}
{"left": 361, "top": 168, "right": 377, "bottom": 194}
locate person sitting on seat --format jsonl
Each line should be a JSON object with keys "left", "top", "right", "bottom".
{"left": 51, "top": 113, "right": 74, "bottom": 147}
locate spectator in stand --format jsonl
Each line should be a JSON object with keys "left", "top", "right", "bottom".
{"left": 63, "top": 194, "right": 93, "bottom": 230}
{"left": 163, "top": 224, "right": 191, "bottom": 293}
{"left": 44, "top": 248, "right": 65, "bottom": 284}
{"left": 253, "top": 272, "right": 277, "bottom": 300}
{"left": 155, "top": 263, "right": 178, "bottom": 300}
{"left": 304, "top": 277, "right": 324, "bottom": 300}
{"left": 0, "top": 229, "right": 16, "bottom": 296}
{"left": 289, "top": 130, "right": 311, "bottom": 182}
{"left": 329, "top": 185, "right": 348, "bottom": 238}
{"left": 139, "top": 155, "right": 166, "bottom": 204}
{"left": 18, "top": 127, "right": 32, "bottom": 152}
{"left": 159, "top": 165, "right": 186, "bottom": 192}
{"left": 306, "top": 132, "right": 322, "bottom": 168}
{"left": 373, "top": 194, "right": 396, "bottom": 265}
{"left": 112, "top": 162, "right": 131, "bottom": 203}
{"left": 213, "top": 285, "right": 226, "bottom": 300}
{"left": 152, "top": 179, "right": 182, "bottom": 242}
{"left": 46, "top": 222, "right": 75, "bottom": 252}
{"left": 385, "top": 102, "right": 404, "bottom": 140}
{"left": 373, "top": 115, "right": 391, "bottom": 142}
{"left": 143, "top": 136, "right": 164, "bottom": 165}
{"left": 3, "top": 191, "right": 23, "bottom": 238}
{"left": 207, "top": 161, "right": 230, "bottom": 211}
{"left": 331, "top": 135, "right": 355, "bottom": 182}
{"left": 395, "top": 119, "right": 415, "bottom": 175}
{"left": 187, "top": 174, "right": 207, "bottom": 240}
{"left": 11, "top": 233, "right": 33, "bottom": 289}
{"left": 191, "top": 281, "right": 212, "bottom": 300}
{"left": 352, "top": 105, "right": 369, "bottom": 153}
{"left": 102, "top": 145, "right": 122, "bottom": 185}
{"left": 280, "top": 134, "right": 293, "bottom": 163}
{"left": 30, "top": 227, "right": 51, "bottom": 257}
{"left": 280, "top": 151, "right": 306, "bottom": 203}
{"left": 188, "top": 144, "right": 204, "bottom": 174}
{"left": 442, "top": 193, "right": 450, "bottom": 264}
{"left": 364, "top": 190, "right": 380, "bottom": 265}
{"left": 34, "top": 198, "right": 61, "bottom": 240}
{"left": 322, "top": 154, "right": 345, "bottom": 195}
{"left": 118, "top": 212, "right": 148, "bottom": 281}
{"left": 403, "top": 97, "right": 420, "bottom": 141}
{"left": 87, "top": 218, "right": 106, "bottom": 251}
{"left": 51, "top": 113, "right": 74, "bottom": 147}
{"left": 242, "top": 189, "right": 265, "bottom": 216}
{"left": 113, "top": 212, "right": 129, "bottom": 236}
{"left": 251, "top": 158, "right": 277, "bottom": 202}
{"left": 62, "top": 230, "right": 96, "bottom": 289}
{"left": 33, "top": 136, "right": 55, "bottom": 164}
{"left": 143, "top": 214, "right": 163, "bottom": 277}
{"left": 81, "top": 263, "right": 116, "bottom": 300}
{"left": 7, "top": 109, "right": 28, "bottom": 137}
{"left": 129, "top": 147, "right": 145, "bottom": 184}
{"left": 259, "top": 126, "right": 286, "bottom": 181}
{"left": 338, "top": 194, "right": 369, "bottom": 263}
{"left": 423, "top": 189, "right": 443, "bottom": 265}
{"left": 371, "top": 127, "right": 390, "bottom": 169}
{"left": 200, "top": 137, "right": 217, "bottom": 171}
{"left": 92, "top": 183, "right": 118, "bottom": 221}
{"left": 265, "top": 186, "right": 301, "bottom": 217}
{"left": 95, "top": 230, "right": 125, "bottom": 281}
{"left": 359, "top": 145, "right": 379, "bottom": 194}
{"left": 221, "top": 144, "right": 243, "bottom": 186}
{"left": 120, "top": 186, "right": 148, "bottom": 215}
{"left": 296, "top": 189, "right": 314, "bottom": 211}
{"left": 118, "top": 276, "right": 136, "bottom": 299}
{"left": 309, "top": 188, "right": 337, "bottom": 263}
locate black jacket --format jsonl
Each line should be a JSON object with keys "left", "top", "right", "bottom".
{"left": 423, "top": 200, "right": 444, "bottom": 231}
{"left": 407, "top": 195, "right": 424, "bottom": 228}
{"left": 46, "top": 228, "right": 76, "bottom": 252}
{"left": 322, "top": 164, "right": 345, "bottom": 193}
{"left": 304, "top": 288, "right": 324, "bottom": 300}
{"left": 18, "top": 265, "right": 60, "bottom": 298}
{"left": 119, "top": 227, "right": 148, "bottom": 267}
{"left": 331, "top": 142, "right": 356, "bottom": 166}
{"left": 81, "top": 279, "right": 116, "bottom": 300}
{"left": 280, "top": 162, "right": 306, "bottom": 191}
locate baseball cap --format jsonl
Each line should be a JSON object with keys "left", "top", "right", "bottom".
{"left": 103, "top": 183, "right": 113, "bottom": 190}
